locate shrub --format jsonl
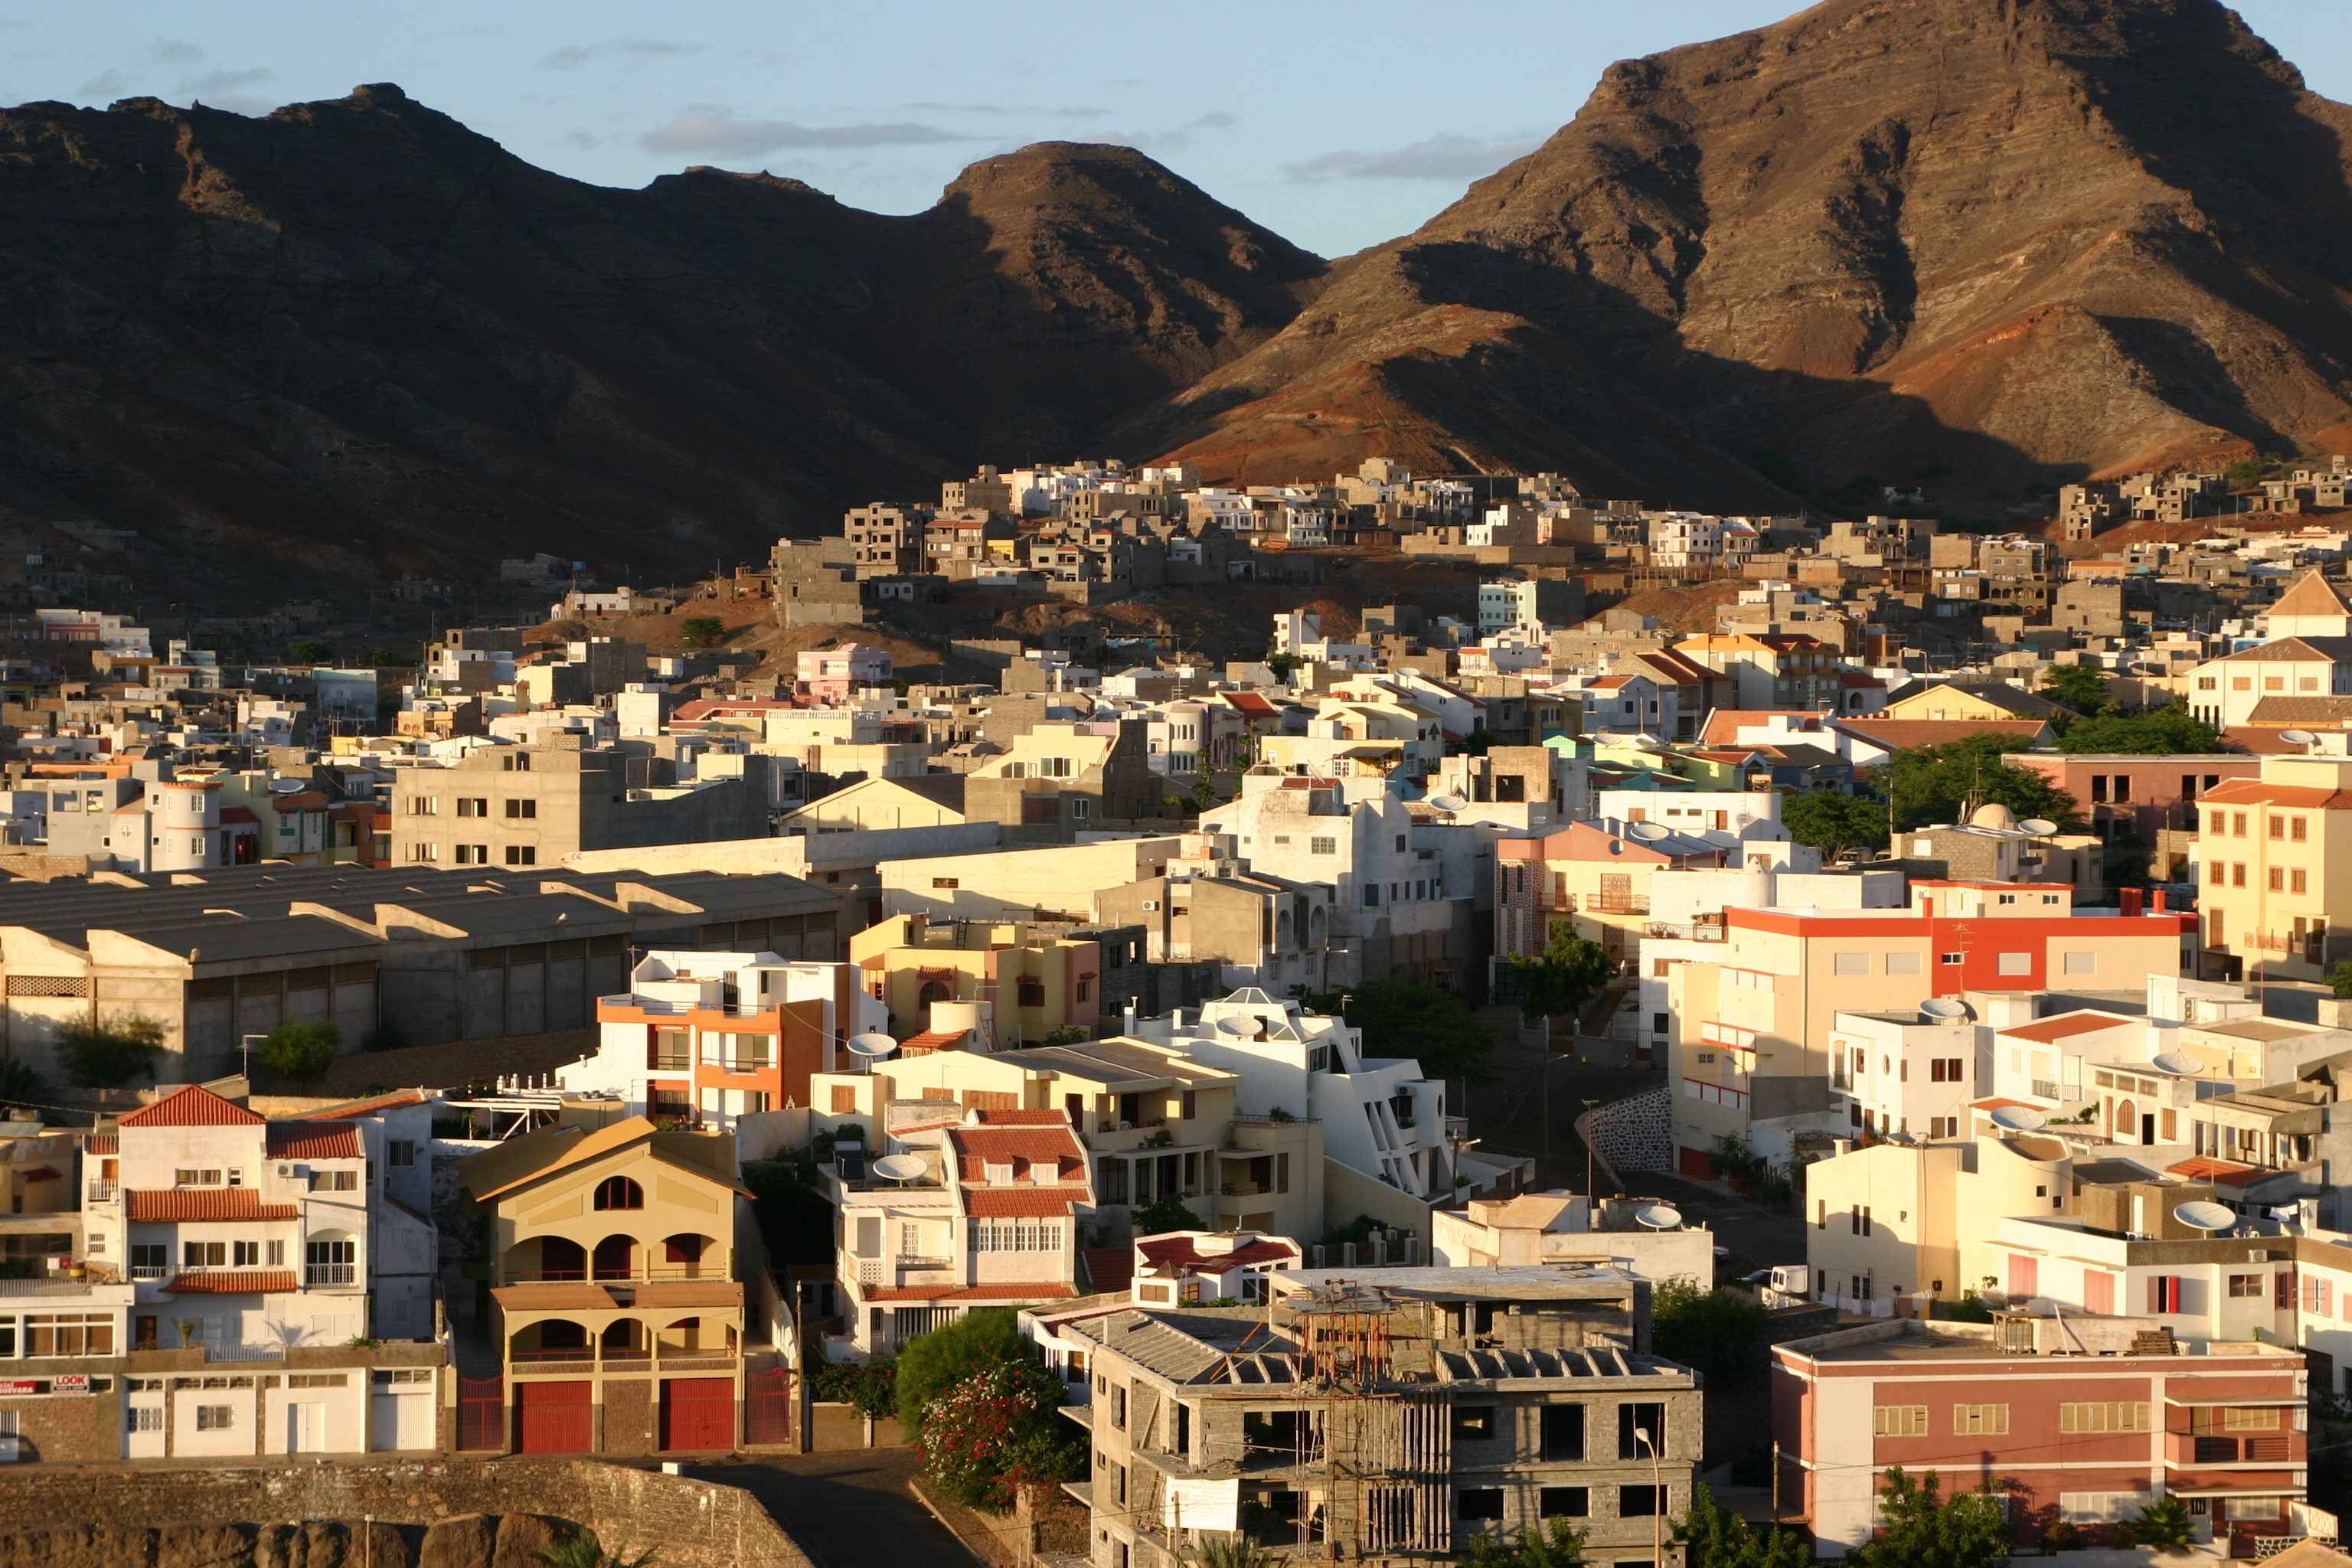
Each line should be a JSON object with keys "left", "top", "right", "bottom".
{"left": 916, "top": 1360, "right": 1083, "bottom": 1512}
{"left": 54, "top": 1014, "right": 164, "bottom": 1088}
{"left": 2113, "top": 1496, "right": 2195, "bottom": 1550}
{"left": 0, "top": 1056, "right": 45, "bottom": 1112}
{"left": 534, "top": 1531, "right": 658, "bottom": 1568}
{"left": 895, "top": 1307, "right": 1027, "bottom": 1434}
{"left": 1135, "top": 1193, "right": 1205, "bottom": 1233}
{"left": 680, "top": 616, "right": 725, "bottom": 648}
{"left": 810, "top": 1356, "right": 899, "bottom": 1420}
{"left": 288, "top": 639, "right": 335, "bottom": 665}
{"left": 256, "top": 1021, "right": 341, "bottom": 1083}
{"left": 1651, "top": 1276, "right": 1769, "bottom": 1388}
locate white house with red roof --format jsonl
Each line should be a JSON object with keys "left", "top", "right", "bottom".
{"left": 1127, "top": 1227, "right": 1301, "bottom": 1308}
{"left": 826, "top": 1104, "right": 1096, "bottom": 1357}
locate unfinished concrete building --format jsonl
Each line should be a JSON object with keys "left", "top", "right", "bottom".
{"left": 1060, "top": 1265, "right": 1698, "bottom": 1566}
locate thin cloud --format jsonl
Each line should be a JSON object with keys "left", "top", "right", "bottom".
{"left": 1282, "top": 130, "right": 1544, "bottom": 183}
{"left": 639, "top": 111, "right": 975, "bottom": 156}
{"left": 541, "top": 39, "right": 704, "bottom": 70}
{"left": 185, "top": 66, "right": 273, "bottom": 96}
{"left": 1102, "top": 110, "right": 1237, "bottom": 156}
{"left": 903, "top": 100, "right": 1109, "bottom": 119}
{"left": 138, "top": 39, "right": 201, "bottom": 67}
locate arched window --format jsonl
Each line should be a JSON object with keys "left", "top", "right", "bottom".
{"left": 594, "top": 1176, "right": 644, "bottom": 1210}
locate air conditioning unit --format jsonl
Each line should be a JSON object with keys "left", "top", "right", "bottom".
{"left": 276, "top": 1165, "right": 292, "bottom": 1178}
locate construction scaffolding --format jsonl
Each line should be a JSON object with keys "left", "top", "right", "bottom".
{"left": 1272, "top": 1281, "right": 1453, "bottom": 1561}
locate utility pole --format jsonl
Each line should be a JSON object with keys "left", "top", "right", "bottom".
{"left": 1583, "top": 1099, "right": 1599, "bottom": 1201}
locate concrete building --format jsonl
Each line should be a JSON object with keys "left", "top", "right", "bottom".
{"left": 2192, "top": 739, "right": 2352, "bottom": 982}
{"left": 1430, "top": 1192, "right": 1715, "bottom": 1285}
{"left": 390, "top": 743, "right": 771, "bottom": 870}
{"left": 850, "top": 913, "right": 1101, "bottom": 1049}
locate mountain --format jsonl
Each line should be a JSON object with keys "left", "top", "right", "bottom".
{"left": 1116, "top": 0, "right": 2352, "bottom": 513}
{"left": 0, "top": 87, "right": 1322, "bottom": 600}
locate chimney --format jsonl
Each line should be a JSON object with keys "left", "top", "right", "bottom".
{"left": 2121, "top": 888, "right": 2143, "bottom": 917}
{"left": 1122, "top": 1000, "right": 1138, "bottom": 1036}
{"left": 2151, "top": 888, "right": 2167, "bottom": 913}
{"left": 1920, "top": 894, "right": 1933, "bottom": 919}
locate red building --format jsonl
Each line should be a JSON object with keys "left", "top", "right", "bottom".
{"left": 1775, "top": 1317, "right": 2318, "bottom": 1557}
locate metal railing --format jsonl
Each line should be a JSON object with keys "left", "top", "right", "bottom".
{"left": 500, "top": 1263, "right": 726, "bottom": 1285}
{"left": 305, "top": 1264, "right": 357, "bottom": 1287}
{"left": 2031, "top": 1080, "right": 2062, "bottom": 1101}
{"left": 510, "top": 1346, "right": 595, "bottom": 1365}
{"left": 86, "top": 1181, "right": 117, "bottom": 1203}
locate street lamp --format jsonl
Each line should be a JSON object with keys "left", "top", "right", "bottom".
{"left": 1635, "top": 1424, "right": 1664, "bottom": 1566}
{"left": 1534, "top": 1047, "right": 1584, "bottom": 1194}
{"left": 240, "top": 1033, "right": 265, "bottom": 1082}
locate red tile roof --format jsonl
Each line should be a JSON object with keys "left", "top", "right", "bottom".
{"left": 1136, "top": 1235, "right": 1301, "bottom": 1271}
{"left": 126, "top": 1189, "right": 300, "bottom": 1222}
{"left": 949, "top": 1127, "right": 1084, "bottom": 1163}
{"left": 862, "top": 1282, "right": 1077, "bottom": 1302}
{"left": 120, "top": 1085, "right": 263, "bottom": 1128}
{"left": 971, "top": 1109, "right": 1075, "bottom": 1126}
{"left": 266, "top": 1122, "right": 362, "bottom": 1160}
{"left": 2197, "top": 779, "right": 2352, "bottom": 810}
{"left": 1083, "top": 1248, "right": 1135, "bottom": 1293}
{"left": 965, "top": 1187, "right": 1089, "bottom": 1217}
{"left": 163, "top": 1269, "right": 296, "bottom": 1294}
{"left": 2167, "top": 1158, "right": 2268, "bottom": 1188}
{"left": 1997, "top": 1012, "right": 2138, "bottom": 1044}
{"left": 1834, "top": 718, "right": 2051, "bottom": 750}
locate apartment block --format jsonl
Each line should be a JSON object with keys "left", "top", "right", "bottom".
{"left": 389, "top": 742, "right": 770, "bottom": 870}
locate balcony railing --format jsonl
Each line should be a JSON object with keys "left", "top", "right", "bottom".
{"left": 2032, "top": 1080, "right": 2062, "bottom": 1101}
{"left": 658, "top": 1351, "right": 737, "bottom": 1368}
{"left": 511, "top": 1347, "right": 596, "bottom": 1365}
{"left": 501, "top": 1264, "right": 726, "bottom": 1285}
{"left": 894, "top": 1256, "right": 953, "bottom": 1272}
{"left": 86, "top": 1181, "right": 117, "bottom": 1203}
{"left": 1588, "top": 896, "right": 1650, "bottom": 915}
{"left": 650, "top": 1054, "right": 691, "bottom": 1072}
{"left": 305, "top": 1264, "right": 357, "bottom": 1287}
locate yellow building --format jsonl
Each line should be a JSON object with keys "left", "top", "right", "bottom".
{"left": 1802, "top": 1132, "right": 2073, "bottom": 1308}
{"left": 456, "top": 1112, "right": 757, "bottom": 1455}
{"left": 2194, "top": 743, "right": 2352, "bottom": 983}
{"left": 1877, "top": 681, "right": 2063, "bottom": 724}
{"left": 849, "top": 913, "right": 1101, "bottom": 1047}
{"left": 810, "top": 1034, "right": 1323, "bottom": 1243}
{"left": 776, "top": 773, "right": 967, "bottom": 835}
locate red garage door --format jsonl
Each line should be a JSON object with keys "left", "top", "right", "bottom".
{"left": 516, "top": 1380, "right": 593, "bottom": 1454}
{"left": 1677, "top": 1145, "right": 1715, "bottom": 1180}
{"left": 661, "top": 1377, "right": 735, "bottom": 1452}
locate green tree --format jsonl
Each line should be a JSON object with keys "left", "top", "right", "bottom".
{"left": 1511, "top": 920, "right": 1615, "bottom": 1031}
{"left": 894, "top": 1307, "right": 1030, "bottom": 1434}
{"left": 287, "top": 639, "right": 335, "bottom": 665}
{"left": 255, "top": 1020, "right": 341, "bottom": 1083}
{"left": 1875, "top": 736, "right": 2082, "bottom": 833}
{"left": 2055, "top": 706, "right": 2229, "bottom": 755}
{"left": 366, "top": 646, "right": 411, "bottom": 667}
{"left": 1452, "top": 1516, "right": 1589, "bottom": 1567}
{"left": 1651, "top": 1276, "right": 1770, "bottom": 1389}
{"left": 535, "top": 1530, "right": 658, "bottom": 1568}
{"left": 1680, "top": 1482, "right": 1811, "bottom": 1568}
{"left": 1331, "top": 979, "right": 1499, "bottom": 1086}
{"left": 2038, "top": 662, "right": 2110, "bottom": 716}
{"left": 1782, "top": 791, "right": 1890, "bottom": 860}
{"left": 2112, "top": 1495, "right": 2195, "bottom": 1550}
{"left": 680, "top": 616, "right": 725, "bottom": 648}
{"left": 54, "top": 1014, "right": 164, "bottom": 1089}
{"left": 1134, "top": 1192, "right": 1205, "bottom": 1234}
{"left": 809, "top": 1355, "right": 899, "bottom": 1420}
{"left": 916, "top": 1358, "right": 1083, "bottom": 1512}
{"left": 2328, "top": 961, "right": 2352, "bottom": 1001}
{"left": 1847, "top": 1468, "right": 2011, "bottom": 1568}
{"left": 0, "top": 1056, "right": 44, "bottom": 1112}
{"left": 1265, "top": 650, "right": 1306, "bottom": 680}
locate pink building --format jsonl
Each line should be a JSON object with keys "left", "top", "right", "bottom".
{"left": 793, "top": 643, "right": 892, "bottom": 702}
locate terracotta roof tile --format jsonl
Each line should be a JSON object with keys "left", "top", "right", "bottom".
{"left": 2167, "top": 1158, "right": 2267, "bottom": 1188}
{"left": 119, "top": 1085, "right": 264, "bottom": 1128}
{"left": 1994, "top": 1012, "right": 2138, "bottom": 1045}
{"left": 266, "top": 1122, "right": 362, "bottom": 1160}
{"left": 162, "top": 1269, "right": 295, "bottom": 1294}
{"left": 964, "top": 1187, "right": 1089, "bottom": 1217}
{"left": 1083, "top": 1249, "right": 1135, "bottom": 1293}
{"left": 126, "top": 1190, "right": 299, "bottom": 1222}
{"left": 971, "top": 1109, "right": 1076, "bottom": 1126}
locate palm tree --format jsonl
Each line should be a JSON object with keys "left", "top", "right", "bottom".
{"left": 1188, "top": 1536, "right": 1279, "bottom": 1568}
{"left": 535, "top": 1532, "right": 658, "bottom": 1568}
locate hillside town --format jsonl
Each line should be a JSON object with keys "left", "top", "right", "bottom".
{"left": 2, "top": 452, "right": 2352, "bottom": 1566}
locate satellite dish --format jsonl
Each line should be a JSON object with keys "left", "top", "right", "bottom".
{"left": 1634, "top": 1204, "right": 1683, "bottom": 1230}
{"left": 2149, "top": 1050, "right": 2203, "bottom": 1076}
{"left": 1991, "top": 1105, "right": 2047, "bottom": 1132}
{"left": 1921, "top": 998, "right": 1971, "bottom": 1020}
{"left": 871, "top": 1154, "right": 927, "bottom": 1182}
{"left": 1626, "top": 822, "right": 1672, "bottom": 842}
{"left": 1426, "top": 794, "right": 1466, "bottom": 812}
{"left": 1217, "top": 1015, "right": 1256, "bottom": 1036}
{"left": 268, "top": 779, "right": 305, "bottom": 794}
{"left": 2174, "top": 1200, "right": 2236, "bottom": 1233}
{"left": 846, "top": 1032, "right": 897, "bottom": 1059}
{"left": 2279, "top": 728, "right": 2318, "bottom": 746}
{"left": 2019, "top": 818, "right": 2058, "bottom": 837}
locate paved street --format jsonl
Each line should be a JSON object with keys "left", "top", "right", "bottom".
{"left": 684, "top": 1448, "right": 980, "bottom": 1568}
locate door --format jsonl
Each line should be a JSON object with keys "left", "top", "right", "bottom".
{"left": 2085, "top": 1271, "right": 2115, "bottom": 1316}
{"left": 372, "top": 1393, "right": 434, "bottom": 1451}
{"left": 659, "top": 1377, "right": 735, "bottom": 1451}
{"left": 286, "top": 1402, "right": 325, "bottom": 1453}
{"left": 517, "top": 1380, "right": 593, "bottom": 1453}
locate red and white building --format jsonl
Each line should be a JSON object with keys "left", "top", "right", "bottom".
{"left": 1775, "top": 1316, "right": 2319, "bottom": 1557}
{"left": 827, "top": 1106, "right": 1095, "bottom": 1357}
{"left": 793, "top": 643, "right": 893, "bottom": 703}
{"left": 560, "top": 949, "right": 887, "bottom": 1135}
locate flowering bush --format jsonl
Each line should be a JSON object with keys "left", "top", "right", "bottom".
{"left": 810, "top": 1355, "right": 898, "bottom": 1420}
{"left": 916, "top": 1360, "right": 1084, "bottom": 1513}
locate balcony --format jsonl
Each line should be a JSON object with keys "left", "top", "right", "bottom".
{"left": 305, "top": 1264, "right": 357, "bottom": 1287}
{"left": 86, "top": 1181, "right": 117, "bottom": 1203}
{"left": 2032, "top": 1080, "right": 2062, "bottom": 1101}
{"left": 1587, "top": 896, "right": 1650, "bottom": 915}
{"left": 510, "top": 1346, "right": 596, "bottom": 1366}
{"left": 650, "top": 1054, "right": 691, "bottom": 1072}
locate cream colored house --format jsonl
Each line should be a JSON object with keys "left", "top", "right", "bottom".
{"left": 2194, "top": 738, "right": 2352, "bottom": 982}
{"left": 1802, "top": 1132, "right": 2076, "bottom": 1308}
{"left": 1430, "top": 1191, "right": 1715, "bottom": 1284}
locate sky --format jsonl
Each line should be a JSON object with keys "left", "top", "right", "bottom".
{"left": 5, "top": 2, "right": 2352, "bottom": 258}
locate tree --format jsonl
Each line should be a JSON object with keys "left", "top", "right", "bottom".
{"left": 1782, "top": 791, "right": 1890, "bottom": 860}
{"left": 1680, "top": 1483, "right": 1811, "bottom": 1568}
{"left": 1651, "top": 1276, "right": 1770, "bottom": 1389}
{"left": 1134, "top": 1193, "right": 1205, "bottom": 1234}
{"left": 680, "top": 616, "right": 725, "bottom": 648}
{"left": 1511, "top": 920, "right": 1615, "bottom": 1031}
{"left": 1189, "top": 1538, "right": 1280, "bottom": 1568}
{"left": 2328, "top": 960, "right": 2352, "bottom": 1001}
{"left": 2112, "top": 1495, "right": 2196, "bottom": 1550}
{"left": 1265, "top": 651, "right": 1306, "bottom": 680}
{"left": 255, "top": 1021, "right": 341, "bottom": 1083}
{"left": 287, "top": 639, "right": 335, "bottom": 665}
{"left": 895, "top": 1307, "right": 1030, "bottom": 1434}
{"left": 2038, "top": 662, "right": 2109, "bottom": 716}
{"left": 1452, "top": 1517, "right": 1588, "bottom": 1567}
{"left": 54, "top": 1014, "right": 163, "bottom": 1089}
{"left": 2055, "top": 706, "right": 2229, "bottom": 755}
{"left": 1874, "top": 736, "right": 2083, "bottom": 833}
{"left": 809, "top": 1355, "right": 899, "bottom": 1420}
{"left": 743, "top": 1156, "right": 836, "bottom": 1266}
{"left": 367, "top": 646, "right": 411, "bottom": 667}
{"left": 1847, "top": 1468, "right": 2011, "bottom": 1568}
{"left": 1331, "top": 979, "right": 1499, "bottom": 1086}
{"left": 916, "top": 1359, "right": 1084, "bottom": 1512}
{"left": 0, "top": 1057, "right": 44, "bottom": 1112}
{"left": 535, "top": 1531, "right": 658, "bottom": 1568}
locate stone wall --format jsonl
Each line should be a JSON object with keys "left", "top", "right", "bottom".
{"left": 1583, "top": 1083, "right": 1671, "bottom": 1174}
{"left": 0, "top": 1458, "right": 813, "bottom": 1568}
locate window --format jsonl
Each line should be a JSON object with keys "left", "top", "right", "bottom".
{"left": 25, "top": 1313, "right": 112, "bottom": 1356}
{"left": 1833, "top": 952, "right": 1869, "bottom": 975}
{"left": 1952, "top": 1405, "right": 2010, "bottom": 1436}
{"left": 933, "top": 877, "right": 959, "bottom": 890}
{"left": 2059, "top": 1403, "right": 2149, "bottom": 1433}
{"left": 408, "top": 843, "right": 439, "bottom": 863}
{"left": 233, "top": 1241, "right": 260, "bottom": 1267}
{"left": 2294, "top": 869, "right": 2309, "bottom": 894}
{"left": 594, "top": 1176, "right": 645, "bottom": 1210}
{"left": 184, "top": 1241, "right": 227, "bottom": 1268}
{"left": 2269, "top": 815, "right": 2285, "bottom": 840}
{"left": 1540, "top": 1403, "right": 1584, "bottom": 1461}
{"left": 2229, "top": 1273, "right": 2265, "bottom": 1298}
{"left": 2062, "top": 952, "right": 2097, "bottom": 975}
{"left": 1364, "top": 885, "right": 1380, "bottom": 907}
{"left": 1457, "top": 1490, "right": 1505, "bottom": 1521}
{"left": 1930, "top": 1059, "right": 1965, "bottom": 1083}
{"left": 196, "top": 1406, "right": 234, "bottom": 1432}
{"left": 306, "top": 1170, "right": 358, "bottom": 1192}
{"left": 175, "top": 1169, "right": 223, "bottom": 1187}
{"left": 502, "top": 845, "right": 537, "bottom": 866}
{"left": 1874, "top": 1406, "right": 1929, "bottom": 1437}
{"left": 389, "top": 1140, "right": 416, "bottom": 1168}
{"left": 1452, "top": 1406, "right": 1497, "bottom": 1441}
{"left": 129, "top": 1406, "right": 163, "bottom": 1433}
{"left": 305, "top": 1237, "right": 356, "bottom": 1285}
{"left": 2269, "top": 866, "right": 2285, "bottom": 891}
{"left": 2208, "top": 861, "right": 2223, "bottom": 885}
{"left": 1619, "top": 1402, "right": 1664, "bottom": 1459}
{"left": 1539, "top": 1487, "right": 1589, "bottom": 1518}
{"left": 831, "top": 1086, "right": 858, "bottom": 1113}
{"left": 1619, "top": 1486, "right": 1664, "bottom": 1517}
{"left": 1017, "top": 980, "right": 1045, "bottom": 1008}
{"left": 505, "top": 799, "right": 536, "bottom": 818}
{"left": 2293, "top": 816, "right": 2308, "bottom": 841}
{"left": 1939, "top": 952, "right": 1963, "bottom": 966}
{"left": 407, "top": 796, "right": 439, "bottom": 815}
{"left": 1886, "top": 952, "right": 1922, "bottom": 975}
{"left": 1997, "top": 952, "right": 2030, "bottom": 975}
{"left": 652, "top": 1028, "right": 690, "bottom": 1070}
{"left": 452, "top": 844, "right": 489, "bottom": 865}
{"left": 456, "top": 797, "right": 488, "bottom": 818}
